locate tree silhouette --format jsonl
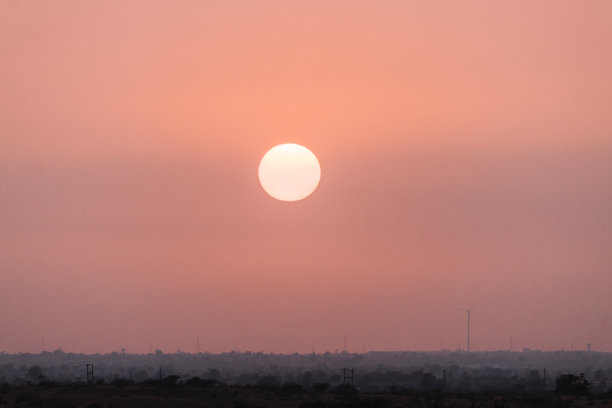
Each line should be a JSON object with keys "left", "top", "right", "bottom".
{"left": 555, "top": 373, "right": 590, "bottom": 396}
{"left": 26, "top": 365, "right": 43, "bottom": 383}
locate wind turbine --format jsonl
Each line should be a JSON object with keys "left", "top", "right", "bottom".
{"left": 453, "top": 300, "right": 481, "bottom": 353}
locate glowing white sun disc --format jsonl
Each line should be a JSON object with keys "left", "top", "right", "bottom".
{"left": 258, "top": 143, "right": 321, "bottom": 201}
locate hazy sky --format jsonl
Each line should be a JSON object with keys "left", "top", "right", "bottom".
{"left": 1, "top": 1, "right": 611, "bottom": 354}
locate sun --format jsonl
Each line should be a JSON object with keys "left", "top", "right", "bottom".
{"left": 258, "top": 144, "right": 321, "bottom": 201}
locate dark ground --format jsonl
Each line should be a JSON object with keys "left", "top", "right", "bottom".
{"left": 2, "top": 383, "right": 612, "bottom": 408}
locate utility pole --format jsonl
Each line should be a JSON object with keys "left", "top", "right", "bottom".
{"left": 443, "top": 369, "right": 446, "bottom": 391}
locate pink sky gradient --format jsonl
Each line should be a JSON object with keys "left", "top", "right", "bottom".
{"left": 1, "top": 1, "right": 611, "bottom": 354}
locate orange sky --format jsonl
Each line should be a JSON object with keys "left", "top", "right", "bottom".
{"left": 1, "top": 1, "right": 611, "bottom": 354}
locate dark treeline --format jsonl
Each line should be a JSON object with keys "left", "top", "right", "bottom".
{"left": 1, "top": 350, "right": 612, "bottom": 394}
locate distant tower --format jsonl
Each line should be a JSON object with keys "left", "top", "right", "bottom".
{"left": 467, "top": 310, "right": 471, "bottom": 353}
{"left": 196, "top": 337, "right": 200, "bottom": 353}
{"left": 86, "top": 364, "right": 94, "bottom": 384}
{"left": 342, "top": 368, "right": 354, "bottom": 386}
{"left": 453, "top": 302, "right": 480, "bottom": 353}
{"left": 587, "top": 343, "right": 592, "bottom": 352}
